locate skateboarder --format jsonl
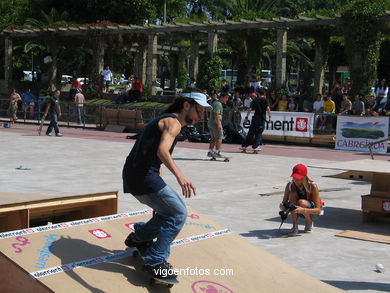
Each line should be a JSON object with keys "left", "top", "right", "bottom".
{"left": 207, "top": 93, "right": 228, "bottom": 158}
{"left": 122, "top": 88, "right": 211, "bottom": 281}
{"left": 43, "top": 89, "right": 63, "bottom": 137}
{"left": 240, "top": 90, "right": 271, "bottom": 153}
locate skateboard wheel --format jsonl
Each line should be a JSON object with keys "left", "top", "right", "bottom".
{"left": 224, "top": 159, "right": 229, "bottom": 162}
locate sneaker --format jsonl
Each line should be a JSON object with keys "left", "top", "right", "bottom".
{"left": 304, "top": 223, "right": 314, "bottom": 233}
{"left": 124, "top": 232, "right": 153, "bottom": 248}
{"left": 239, "top": 146, "right": 247, "bottom": 152}
{"left": 253, "top": 147, "right": 261, "bottom": 151}
{"left": 287, "top": 226, "right": 299, "bottom": 237}
{"left": 213, "top": 152, "right": 223, "bottom": 158}
{"left": 207, "top": 151, "right": 215, "bottom": 157}
{"left": 144, "top": 261, "right": 178, "bottom": 280}
{"left": 46, "top": 133, "right": 52, "bottom": 136}
{"left": 56, "top": 133, "right": 63, "bottom": 137}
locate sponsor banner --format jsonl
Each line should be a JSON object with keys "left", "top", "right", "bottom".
{"left": 29, "top": 229, "right": 232, "bottom": 279}
{"left": 335, "top": 116, "right": 389, "bottom": 152}
{"left": 0, "top": 209, "right": 153, "bottom": 240}
{"left": 240, "top": 111, "right": 314, "bottom": 137}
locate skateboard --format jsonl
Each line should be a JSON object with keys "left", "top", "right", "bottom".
{"left": 209, "top": 154, "right": 230, "bottom": 162}
{"left": 132, "top": 246, "right": 179, "bottom": 288}
{"left": 241, "top": 149, "right": 260, "bottom": 154}
{"left": 38, "top": 113, "right": 47, "bottom": 136}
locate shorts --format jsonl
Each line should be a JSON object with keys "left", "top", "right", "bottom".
{"left": 298, "top": 200, "right": 322, "bottom": 221}
{"left": 208, "top": 124, "right": 223, "bottom": 141}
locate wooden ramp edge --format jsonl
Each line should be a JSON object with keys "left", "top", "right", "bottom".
{"left": 336, "top": 230, "right": 390, "bottom": 245}
{"left": 0, "top": 208, "right": 344, "bottom": 293}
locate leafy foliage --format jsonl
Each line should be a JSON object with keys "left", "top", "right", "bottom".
{"left": 197, "top": 55, "right": 223, "bottom": 94}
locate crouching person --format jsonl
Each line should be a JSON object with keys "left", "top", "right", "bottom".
{"left": 279, "top": 164, "right": 324, "bottom": 236}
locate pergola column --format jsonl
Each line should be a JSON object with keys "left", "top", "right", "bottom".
{"left": 275, "top": 29, "right": 287, "bottom": 89}
{"left": 146, "top": 34, "right": 158, "bottom": 95}
{"left": 169, "top": 53, "right": 178, "bottom": 89}
{"left": 190, "top": 39, "right": 199, "bottom": 80}
{"left": 313, "top": 35, "right": 330, "bottom": 98}
{"left": 91, "top": 35, "right": 105, "bottom": 92}
{"left": 4, "top": 36, "right": 13, "bottom": 91}
{"left": 208, "top": 31, "right": 218, "bottom": 57}
{"left": 135, "top": 42, "right": 147, "bottom": 85}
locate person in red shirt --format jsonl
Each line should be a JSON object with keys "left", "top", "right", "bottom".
{"left": 129, "top": 77, "right": 143, "bottom": 102}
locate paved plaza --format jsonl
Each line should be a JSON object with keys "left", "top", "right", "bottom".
{"left": 0, "top": 124, "right": 389, "bottom": 293}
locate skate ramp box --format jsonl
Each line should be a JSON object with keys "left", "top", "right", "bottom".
{"left": 0, "top": 208, "right": 344, "bottom": 293}
{"left": 0, "top": 191, "right": 118, "bottom": 232}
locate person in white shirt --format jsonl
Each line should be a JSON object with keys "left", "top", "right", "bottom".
{"left": 375, "top": 79, "right": 388, "bottom": 114}
{"left": 101, "top": 65, "right": 113, "bottom": 93}
{"left": 313, "top": 94, "right": 324, "bottom": 129}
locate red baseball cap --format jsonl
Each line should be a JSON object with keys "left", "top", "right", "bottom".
{"left": 291, "top": 164, "right": 307, "bottom": 179}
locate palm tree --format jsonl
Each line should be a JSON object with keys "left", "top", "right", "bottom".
{"left": 24, "top": 8, "right": 70, "bottom": 91}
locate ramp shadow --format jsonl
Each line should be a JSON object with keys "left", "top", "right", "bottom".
{"left": 49, "top": 236, "right": 170, "bottom": 292}
{"left": 322, "top": 280, "right": 390, "bottom": 292}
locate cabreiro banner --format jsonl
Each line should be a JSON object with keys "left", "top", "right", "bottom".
{"left": 335, "top": 116, "right": 389, "bottom": 152}
{"left": 240, "top": 111, "right": 314, "bottom": 137}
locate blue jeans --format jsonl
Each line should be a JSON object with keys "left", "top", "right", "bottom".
{"left": 76, "top": 107, "right": 84, "bottom": 124}
{"left": 46, "top": 112, "right": 60, "bottom": 135}
{"left": 242, "top": 117, "right": 265, "bottom": 149}
{"left": 133, "top": 185, "right": 187, "bottom": 266}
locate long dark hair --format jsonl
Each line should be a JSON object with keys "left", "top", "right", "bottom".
{"left": 163, "top": 87, "right": 203, "bottom": 114}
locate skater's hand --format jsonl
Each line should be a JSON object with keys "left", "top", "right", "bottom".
{"left": 293, "top": 206, "right": 305, "bottom": 214}
{"left": 177, "top": 175, "right": 196, "bottom": 198}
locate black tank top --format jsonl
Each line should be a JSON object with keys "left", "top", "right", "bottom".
{"left": 122, "top": 113, "right": 178, "bottom": 195}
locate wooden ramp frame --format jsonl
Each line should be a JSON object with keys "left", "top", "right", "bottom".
{"left": 0, "top": 191, "right": 118, "bottom": 232}
{"left": 0, "top": 208, "right": 344, "bottom": 293}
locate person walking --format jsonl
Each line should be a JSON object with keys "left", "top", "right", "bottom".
{"left": 74, "top": 88, "right": 85, "bottom": 124}
{"left": 43, "top": 89, "right": 63, "bottom": 137}
{"left": 7, "top": 89, "right": 22, "bottom": 124}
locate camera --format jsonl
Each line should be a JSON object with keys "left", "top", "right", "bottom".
{"left": 279, "top": 202, "right": 296, "bottom": 221}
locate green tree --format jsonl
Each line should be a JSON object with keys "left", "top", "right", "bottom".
{"left": 197, "top": 55, "right": 223, "bottom": 94}
{"left": 342, "top": 0, "right": 388, "bottom": 97}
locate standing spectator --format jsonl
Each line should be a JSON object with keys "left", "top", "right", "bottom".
{"left": 313, "top": 94, "right": 324, "bottom": 129}
{"left": 287, "top": 96, "right": 298, "bottom": 112}
{"left": 220, "top": 79, "right": 230, "bottom": 94}
{"left": 240, "top": 92, "right": 271, "bottom": 153}
{"left": 21, "top": 89, "right": 36, "bottom": 119}
{"left": 302, "top": 97, "right": 313, "bottom": 112}
{"left": 232, "top": 91, "right": 243, "bottom": 110}
{"left": 101, "top": 65, "right": 113, "bottom": 93}
{"left": 331, "top": 82, "right": 343, "bottom": 112}
{"left": 267, "top": 92, "right": 279, "bottom": 111}
{"left": 189, "top": 77, "right": 197, "bottom": 88}
{"left": 296, "top": 80, "right": 308, "bottom": 111}
{"left": 43, "top": 90, "right": 62, "bottom": 137}
{"left": 74, "top": 88, "right": 85, "bottom": 124}
{"left": 243, "top": 93, "right": 253, "bottom": 110}
{"left": 207, "top": 93, "right": 229, "bottom": 158}
{"left": 351, "top": 94, "right": 365, "bottom": 116}
{"left": 375, "top": 79, "right": 388, "bottom": 114}
{"left": 339, "top": 94, "right": 352, "bottom": 115}
{"left": 207, "top": 93, "right": 218, "bottom": 105}
{"left": 7, "top": 89, "right": 21, "bottom": 124}
{"left": 277, "top": 94, "right": 288, "bottom": 111}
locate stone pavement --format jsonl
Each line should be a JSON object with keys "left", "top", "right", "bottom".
{"left": 0, "top": 124, "right": 389, "bottom": 293}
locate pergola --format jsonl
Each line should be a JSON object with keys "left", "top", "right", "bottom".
{"left": 2, "top": 12, "right": 390, "bottom": 95}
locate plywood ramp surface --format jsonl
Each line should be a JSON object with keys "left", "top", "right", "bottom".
{"left": 309, "top": 159, "right": 390, "bottom": 174}
{"left": 336, "top": 230, "right": 390, "bottom": 244}
{"left": 0, "top": 208, "right": 344, "bottom": 293}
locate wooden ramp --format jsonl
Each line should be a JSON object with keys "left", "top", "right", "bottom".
{"left": 336, "top": 230, "right": 390, "bottom": 245}
{"left": 0, "top": 208, "right": 344, "bottom": 293}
